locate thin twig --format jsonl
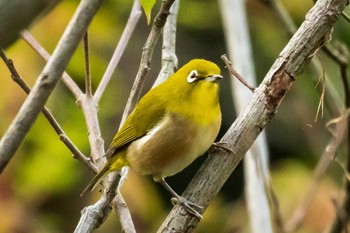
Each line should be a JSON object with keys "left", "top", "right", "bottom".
{"left": 221, "top": 54, "right": 255, "bottom": 92}
{"left": 20, "top": 30, "right": 83, "bottom": 100}
{"left": 0, "top": 48, "right": 97, "bottom": 174}
{"left": 314, "top": 57, "right": 326, "bottom": 122}
{"left": 76, "top": 1, "right": 175, "bottom": 231}
{"left": 342, "top": 11, "right": 350, "bottom": 23}
{"left": 84, "top": 31, "right": 92, "bottom": 97}
{"left": 121, "top": 0, "right": 175, "bottom": 121}
{"left": 94, "top": 0, "right": 142, "bottom": 103}
{"left": 153, "top": 0, "right": 179, "bottom": 86}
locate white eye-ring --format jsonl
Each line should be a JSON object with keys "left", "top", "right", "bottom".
{"left": 187, "top": 70, "right": 198, "bottom": 83}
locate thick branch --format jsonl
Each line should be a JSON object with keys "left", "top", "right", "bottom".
{"left": 0, "top": 0, "right": 105, "bottom": 173}
{"left": 157, "top": 0, "right": 348, "bottom": 232}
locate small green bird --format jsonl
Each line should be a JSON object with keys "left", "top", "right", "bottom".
{"left": 82, "top": 59, "right": 222, "bottom": 218}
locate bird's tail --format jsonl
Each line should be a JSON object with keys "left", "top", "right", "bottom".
{"left": 80, "top": 153, "right": 127, "bottom": 196}
{"left": 80, "top": 164, "right": 110, "bottom": 196}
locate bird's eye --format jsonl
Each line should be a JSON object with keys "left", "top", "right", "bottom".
{"left": 187, "top": 70, "right": 198, "bottom": 83}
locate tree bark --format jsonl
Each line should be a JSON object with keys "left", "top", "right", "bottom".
{"left": 157, "top": 0, "right": 349, "bottom": 232}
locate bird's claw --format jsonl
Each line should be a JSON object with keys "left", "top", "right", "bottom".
{"left": 171, "top": 197, "right": 203, "bottom": 219}
{"left": 210, "top": 142, "right": 234, "bottom": 154}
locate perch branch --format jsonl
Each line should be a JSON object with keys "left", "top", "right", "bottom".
{"left": 157, "top": 0, "right": 348, "bottom": 232}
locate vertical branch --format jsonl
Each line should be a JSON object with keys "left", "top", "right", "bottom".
{"left": 153, "top": 0, "right": 179, "bottom": 86}
{"left": 219, "top": 0, "right": 273, "bottom": 233}
{"left": 74, "top": 1, "right": 179, "bottom": 231}
{"left": 0, "top": 0, "right": 105, "bottom": 173}
{"left": 84, "top": 32, "right": 92, "bottom": 97}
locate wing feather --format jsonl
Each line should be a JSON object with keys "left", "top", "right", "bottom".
{"left": 106, "top": 89, "right": 167, "bottom": 156}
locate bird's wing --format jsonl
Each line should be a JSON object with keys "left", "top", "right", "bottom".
{"left": 106, "top": 91, "right": 167, "bottom": 155}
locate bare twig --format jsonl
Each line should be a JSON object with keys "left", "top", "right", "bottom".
{"left": 75, "top": 1, "right": 177, "bottom": 231}
{"left": 0, "top": 0, "right": 104, "bottom": 173}
{"left": 94, "top": 0, "right": 142, "bottom": 103}
{"left": 84, "top": 32, "right": 92, "bottom": 97}
{"left": 121, "top": 0, "right": 175, "bottom": 121}
{"left": 157, "top": 0, "right": 348, "bottom": 231}
{"left": 314, "top": 57, "right": 326, "bottom": 121}
{"left": 154, "top": 0, "right": 179, "bottom": 86}
{"left": 342, "top": 11, "right": 350, "bottom": 23}
{"left": 0, "top": 48, "right": 97, "bottom": 173}
{"left": 221, "top": 54, "right": 256, "bottom": 93}
{"left": 21, "top": 20, "right": 133, "bottom": 231}
{"left": 20, "top": 30, "right": 83, "bottom": 100}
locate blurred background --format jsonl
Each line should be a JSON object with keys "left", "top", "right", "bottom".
{"left": 0, "top": 0, "right": 349, "bottom": 232}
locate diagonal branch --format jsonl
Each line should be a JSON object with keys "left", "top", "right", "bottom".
{"left": 94, "top": 0, "right": 142, "bottom": 103}
{"left": 0, "top": 48, "right": 97, "bottom": 174}
{"left": 157, "top": 0, "right": 348, "bottom": 232}
{"left": 121, "top": 0, "right": 175, "bottom": 121}
{"left": 21, "top": 31, "right": 83, "bottom": 100}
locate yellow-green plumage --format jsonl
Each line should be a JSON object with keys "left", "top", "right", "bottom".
{"left": 82, "top": 59, "right": 222, "bottom": 202}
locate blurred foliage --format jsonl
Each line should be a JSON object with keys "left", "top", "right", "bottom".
{"left": 0, "top": 0, "right": 349, "bottom": 232}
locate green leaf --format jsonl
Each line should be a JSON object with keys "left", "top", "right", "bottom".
{"left": 141, "top": 0, "right": 156, "bottom": 25}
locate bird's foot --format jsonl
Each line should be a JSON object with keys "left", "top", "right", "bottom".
{"left": 171, "top": 196, "right": 203, "bottom": 219}
{"left": 210, "top": 142, "right": 234, "bottom": 154}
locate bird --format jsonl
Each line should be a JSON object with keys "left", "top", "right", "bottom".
{"left": 82, "top": 59, "right": 223, "bottom": 218}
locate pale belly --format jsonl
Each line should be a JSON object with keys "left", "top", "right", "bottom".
{"left": 126, "top": 113, "right": 221, "bottom": 181}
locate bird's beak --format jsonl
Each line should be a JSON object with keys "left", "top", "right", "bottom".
{"left": 206, "top": 74, "right": 223, "bottom": 82}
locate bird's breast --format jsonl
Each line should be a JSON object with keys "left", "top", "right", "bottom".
{"left": 126, "top": 112, "right": 221, "bottom": 181}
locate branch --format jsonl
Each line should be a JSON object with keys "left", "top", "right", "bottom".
{"left": 21, "top": 31, "right": 83, "bottom": 100}
{"left": 0, "top": 0, "right": 105, "bottom": 173}
{"left": 84, "top": 32, "right": 92, "bottom": 97}
{"left": 121, "top": 0, "right": 175, "bottom": 121}
{"left": 261, "top": 0, "right": 345, "bottom": 114}
{"left": 157, "top": 0, "right": 348, "bottom": 232}
{"left": 261, "top": 0, "right": 349, "bottom": 231}
{"left": 94, "top": 0, "right": 142, "bottom": 103}
{"left": 75, "top": 1, "right": 176, "bottom": 231}
{"left": 154, "top": 0, "right": 179, "bottom": 86}
{"left": 0, "top": 48, "right": 97, "bottom": 174}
